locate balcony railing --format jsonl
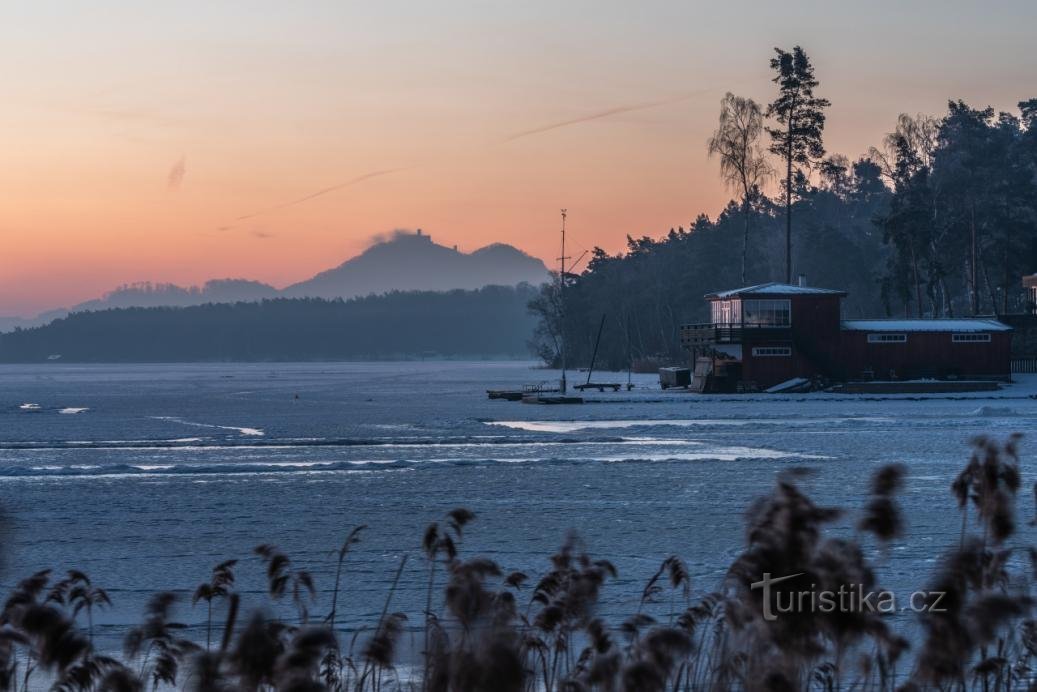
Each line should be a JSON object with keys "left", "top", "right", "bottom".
{"left": 679, "top": 322, "right": 793, "bottom": 347}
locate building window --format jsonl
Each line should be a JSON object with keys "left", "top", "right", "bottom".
{"left": 742, "top": 299, "right": 791, "bottom": 327}
{"left": 711, "top": 299, "right": 741, "bottom": 326}
{"left": 867, "top": 333, "right": 907, "bottom": 343}
{"left": 952, "top": 333, "right": 991, "bottom": 343}
{"left": 752, "top": 346, "right": 792, "bottom": 357}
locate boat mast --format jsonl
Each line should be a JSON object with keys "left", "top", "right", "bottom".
{"left": 626, "top": 315, "right": 633, "bottom": 390}
{"left": 559, "top": 209, "right": 569, "bottom": 394}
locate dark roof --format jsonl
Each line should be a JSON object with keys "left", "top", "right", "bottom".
{"left": 705, "top": 282, "right": 847, "bottom": 300}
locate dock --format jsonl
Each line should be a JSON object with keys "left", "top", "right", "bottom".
{"left": 573, "top": 382, "right": 621, "bottom": 392}
{"left": 521, "top": 394, "right": 584, "bottom": 405}
{"left": 487, "top": 382, "right": 563, "bottom": 401}
{"left": 486, "top": 389, "right": 524, "bottom": 401}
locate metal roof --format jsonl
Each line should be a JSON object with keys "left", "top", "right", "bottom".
{"left": 841, "top": 319, "right": 1012, "bottom": 333}
{"left": 706, "top": 282, "right": 847, "bottom": 299}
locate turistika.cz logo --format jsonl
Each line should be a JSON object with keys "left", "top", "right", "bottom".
{"left": 750, "top": 572, "right": 947, "bottom": 622}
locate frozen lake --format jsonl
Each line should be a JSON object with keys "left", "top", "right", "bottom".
{"left": 1, "top": 361, "right": 1035, "bottom": 654}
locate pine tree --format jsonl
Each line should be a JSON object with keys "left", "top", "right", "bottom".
{"left": 766, "top": 46, "right": 830, "bottom": 283}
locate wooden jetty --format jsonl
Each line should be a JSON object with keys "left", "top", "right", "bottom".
{"left": 486, "top": 389, "right": 524, "bottom": 401}
{"left": 573, "top": 382, "right": 621, "bottom": 392}
{"left": 487, "top": 382, "right": 563, "bottom": 401}
{"left": 521, "top": 393, "right": 584, "bottom": 405}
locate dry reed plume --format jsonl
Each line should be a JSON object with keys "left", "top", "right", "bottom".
{"left": 0, "top": 434, "right": 1034, "bottom": 690}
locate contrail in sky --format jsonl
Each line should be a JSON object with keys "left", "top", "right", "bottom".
{"left": 227, "top": 167, "right": 409, "bottom": 226}
{"left": 502, "top": 90, "right": 712, "bottom": 142}
{"left": 223, "top": 87, "right": 718, "bottom": 227}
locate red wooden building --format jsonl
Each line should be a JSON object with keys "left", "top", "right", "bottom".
{"left": 680, "top": 282, "right": 1012, "bottom": 390}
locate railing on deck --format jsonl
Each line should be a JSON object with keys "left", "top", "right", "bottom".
{"left": 1012, "top": 357, "right": 1037, "bottom": 374}
{"left": 523, "top": 382, "right": 561, "bottom": 393}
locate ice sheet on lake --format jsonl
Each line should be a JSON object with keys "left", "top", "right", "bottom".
{"left": 151, "top": 416, "right": 264, "bottom": 436}
{"left": 488, "top": 417, "right": 893, "bottom": 433}
{"left": 5, "top": 362, "right": 1034, "bottom": 655}
{"left": 5, "top": 446, "right": 827, "bottom": 479}
{"left": 598, "top": 446, "right": 832, "bottom": 462}
{"left": 969, "top": 405, "right": 1018, "bottom": 417}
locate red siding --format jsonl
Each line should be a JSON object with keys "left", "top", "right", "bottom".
{"left": 789, "top": 295, "right": 843, "bottom": 374}
{"left": 741, "top": 343, "right": 802, "bottom": 387}
{"left": 839, "top": 331, "right": 1011, "bottom": 380}
{"left": 740, "top": 295, "right": 843, "bottom": 388}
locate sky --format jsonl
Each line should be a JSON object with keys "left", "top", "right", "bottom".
{"left": 1, "top": 1, "right": 1036, "bottom": 316}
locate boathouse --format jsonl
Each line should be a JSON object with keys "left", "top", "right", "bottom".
{"left": 680, "top": 281, "right": 1012, "bottom": 391}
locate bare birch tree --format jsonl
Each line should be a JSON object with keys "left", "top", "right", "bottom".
{"left": 707, "top": 92, "right": 772, "bottom": 284}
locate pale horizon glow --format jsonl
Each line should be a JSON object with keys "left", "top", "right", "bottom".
{"left": 1, "top": 1, "right": 1035, "bottom": 315}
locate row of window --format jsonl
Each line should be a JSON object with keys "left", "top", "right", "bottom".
{"left": 750, "top": 333, "right": 992, "bottom": 358}
{"left": 867, "top": 333, "right": 906, "bottom": 343}
{"left": 711, "top": 299, "right": 792, "bottom": 327}
{"left": 743, "top": 299, "right": 791, "bottom": 327}
{"left": 866, "top": 333, "right": 992, "bottom": 344}
{"left": 752, "top": 347, "right": 792, "bottom": 357}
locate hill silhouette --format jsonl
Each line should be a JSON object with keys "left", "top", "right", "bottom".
{"left": 0, "top": 232, "right": 549, "bottom": 332}
{"left": 282, "top": 231, "right": 549, "bottom": 298}
{"left": 74, "top": 279, "right": 279, "bottom": 311}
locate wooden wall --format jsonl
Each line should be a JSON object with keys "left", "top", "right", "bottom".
{"left": 838, "top": 331, "right": 1012, "bottom": 380}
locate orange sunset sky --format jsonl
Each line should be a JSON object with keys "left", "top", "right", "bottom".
{"left": 2, "top": 1, "right": 1035, "bottom": 316}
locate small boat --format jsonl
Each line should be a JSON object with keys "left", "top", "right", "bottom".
{"left": 572, "top": 315, "right": 620, "bottom": 392}
{"left": 488, "top": 212, "right": 587, "bottom": 404}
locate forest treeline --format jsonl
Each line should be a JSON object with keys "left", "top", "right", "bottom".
{"left": 530, "top": 47, "right": 1037, "bottom": 370}
{"left": 0, "top": 286, "right": 539, "bottom": 362}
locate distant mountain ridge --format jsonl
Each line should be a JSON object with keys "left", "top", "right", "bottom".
{"left": 75, "top": 279, "right": 279, "bottom": 311}
{"left": 0, "top": 232, "right": 549, "bottom": 332}
{"left": 283, "top": 231, "right": 549, "bottom": 298}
